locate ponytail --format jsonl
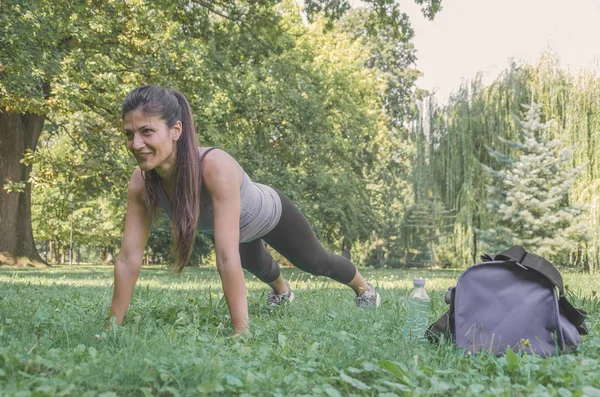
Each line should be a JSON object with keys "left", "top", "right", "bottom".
{"left": 170, "top": 91, "right": 201, "bottom": 274}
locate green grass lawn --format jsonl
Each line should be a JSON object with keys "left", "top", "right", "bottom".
{"left": 0, "top": 265, "right": 599, "bottom": 396}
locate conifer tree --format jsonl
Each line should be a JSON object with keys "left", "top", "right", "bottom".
{"left": 480, "top": 104, "right": 588, "bottom": 262}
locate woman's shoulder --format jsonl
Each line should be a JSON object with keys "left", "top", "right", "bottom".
{"left": 127, "top": 168, "right": 146, "bottom": 197}
{"left": 199, "top": 147, "right": 242, "bottom": 188}
{"left": 199, "top": 146, "right": 230, "bottom": 160}
{"left": 199, "top": 146, "right": 238, "bottom": 168}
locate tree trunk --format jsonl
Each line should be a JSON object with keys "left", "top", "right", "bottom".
{"left": 105, "top": 245, "right": 114, "bottom": 263}
{"left": 49, "top": 240, "right": 59, "bottom": 264}
{"left": 0, "top": 108, "right": 47, "bottom": 267}
{"left": 341, "top": 237, "right": 352, "bottom": 261}
{"left": 375, "top": 245, "right": 384, "bottom": 268}
{"left": 472, "top": 215, "right": 479, "bottom": 265}
{"left": 99, "top": 246, "right": 107, "bottom": 263}
{"left": 76, "top": 245, "right": 81, "bottom": 265}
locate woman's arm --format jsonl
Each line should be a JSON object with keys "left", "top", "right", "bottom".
{"left": 110, "top": 168, "right": 153, "bottom": 325}
{"left": 202, "top": 150, "right": 248, "bottom": 335}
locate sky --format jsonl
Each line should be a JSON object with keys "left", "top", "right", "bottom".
{"left": 394, "top": 0, "right": 600, "bottom": 103}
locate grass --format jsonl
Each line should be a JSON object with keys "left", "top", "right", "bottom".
{"left": 0, "top": 265, "right": 599, "bottom": 396}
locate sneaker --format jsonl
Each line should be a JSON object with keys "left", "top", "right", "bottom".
{"left": 267, "top": 281, "right": 295, "bottom": 306}
{"left": 355, "top": 282, "right": 380, "bottom": 308}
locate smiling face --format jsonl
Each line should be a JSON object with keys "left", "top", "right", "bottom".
{"left": 123, "top": 109, "right": 182, "bottom": 177}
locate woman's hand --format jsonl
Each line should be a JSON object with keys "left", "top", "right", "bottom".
{"left": 105, "top": 313, "right": 123, "bottom": 330}
{"left": 233, "top": 327, "right": 250, "bottom": 338}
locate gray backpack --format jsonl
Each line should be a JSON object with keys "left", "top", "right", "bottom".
{"left": 427, "top": 246, "right": 588, "bottom": 356}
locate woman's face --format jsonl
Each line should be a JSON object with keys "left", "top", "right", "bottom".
{"left": 123, "top": 109, "right": 182, "bottom": 174}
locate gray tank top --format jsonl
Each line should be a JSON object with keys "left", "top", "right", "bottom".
{"left": 156, "top": 148, "right": 282, "bottom": 243}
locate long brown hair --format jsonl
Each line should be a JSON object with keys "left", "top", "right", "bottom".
{"left": 122, "top": 85, "right": 201, "bottom": 274}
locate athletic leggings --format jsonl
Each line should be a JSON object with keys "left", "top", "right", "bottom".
{"left": 238, "top": 189, "right": 357, "bottom": 285}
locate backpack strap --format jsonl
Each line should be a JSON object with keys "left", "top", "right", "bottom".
{"left": 426, "top": 287, "right": 455, "bottom": 343}
{"left": 496, "top": 245, "right": 588, "bottom": 335}
{"left": 426, "top": 312, "right": 450, "bottom": 343}
{"left": 560, "top": 296, "right": 589, "bottom": 335}
{"left": 496, "top": 246, "right": 564, "bottom": 295}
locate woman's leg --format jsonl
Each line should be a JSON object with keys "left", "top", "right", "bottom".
{"left": 238, "top": 239, "right": 288, "bottom": 295}
{"left": 263, "top": 189, "right": 373, "bottom": 297}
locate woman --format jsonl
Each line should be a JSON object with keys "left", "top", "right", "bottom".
{"left": 110, "top": 85, "right": 380, "bottom": 336}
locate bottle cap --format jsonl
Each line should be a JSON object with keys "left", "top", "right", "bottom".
{"left": 413, "top": 278, "right": 426, "bottom": 286}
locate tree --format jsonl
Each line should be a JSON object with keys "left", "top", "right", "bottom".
{"left": 332, "top": 8, "right": 421, "bottom": 264}
{"left": 479, "top": 104, "right": 588, "bottom": 263}
{"left": 0, "top": 0, "right": 151, "bottom": 265}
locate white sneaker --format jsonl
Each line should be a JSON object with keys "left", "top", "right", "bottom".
{"left": 355, "top": 282, "right": 380, "bottom": 308}
{"left": 267, "top": 281, "right": 295, "bottom": 306}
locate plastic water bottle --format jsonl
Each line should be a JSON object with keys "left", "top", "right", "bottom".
{"left": 403, "top": 278, "right": 430, "bottom": 341}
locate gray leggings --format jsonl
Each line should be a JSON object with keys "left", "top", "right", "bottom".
{"left": 238, "top": 189, "right": 357, "bottom": 285}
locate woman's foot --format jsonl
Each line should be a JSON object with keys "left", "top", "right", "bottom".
{"left": 267, "top": 281, "right": 295, "bottom": 306}
{"left": 354, "top": 282, "right": 380, "bottom": 308}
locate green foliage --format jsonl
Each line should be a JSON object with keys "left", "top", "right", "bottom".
{"left": 479, "top": 104, "right": 588, "bottom": 261}
{"left": 0, "top": 265, "right": 598, "bottom": 395}
{"left": 304, "top": 0, "right": 443, "bottom": 34}
{"left": 145, "top": 212, "right": 214, "bottom": 265}
{"left": 0, "top": 0, "right": 63, "bottom": 113}
{"left": 432, "top": 223, "right": 474, "bottom": 268}
{"left": 29, "top": 114, "right": 131, "bottom": 258}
